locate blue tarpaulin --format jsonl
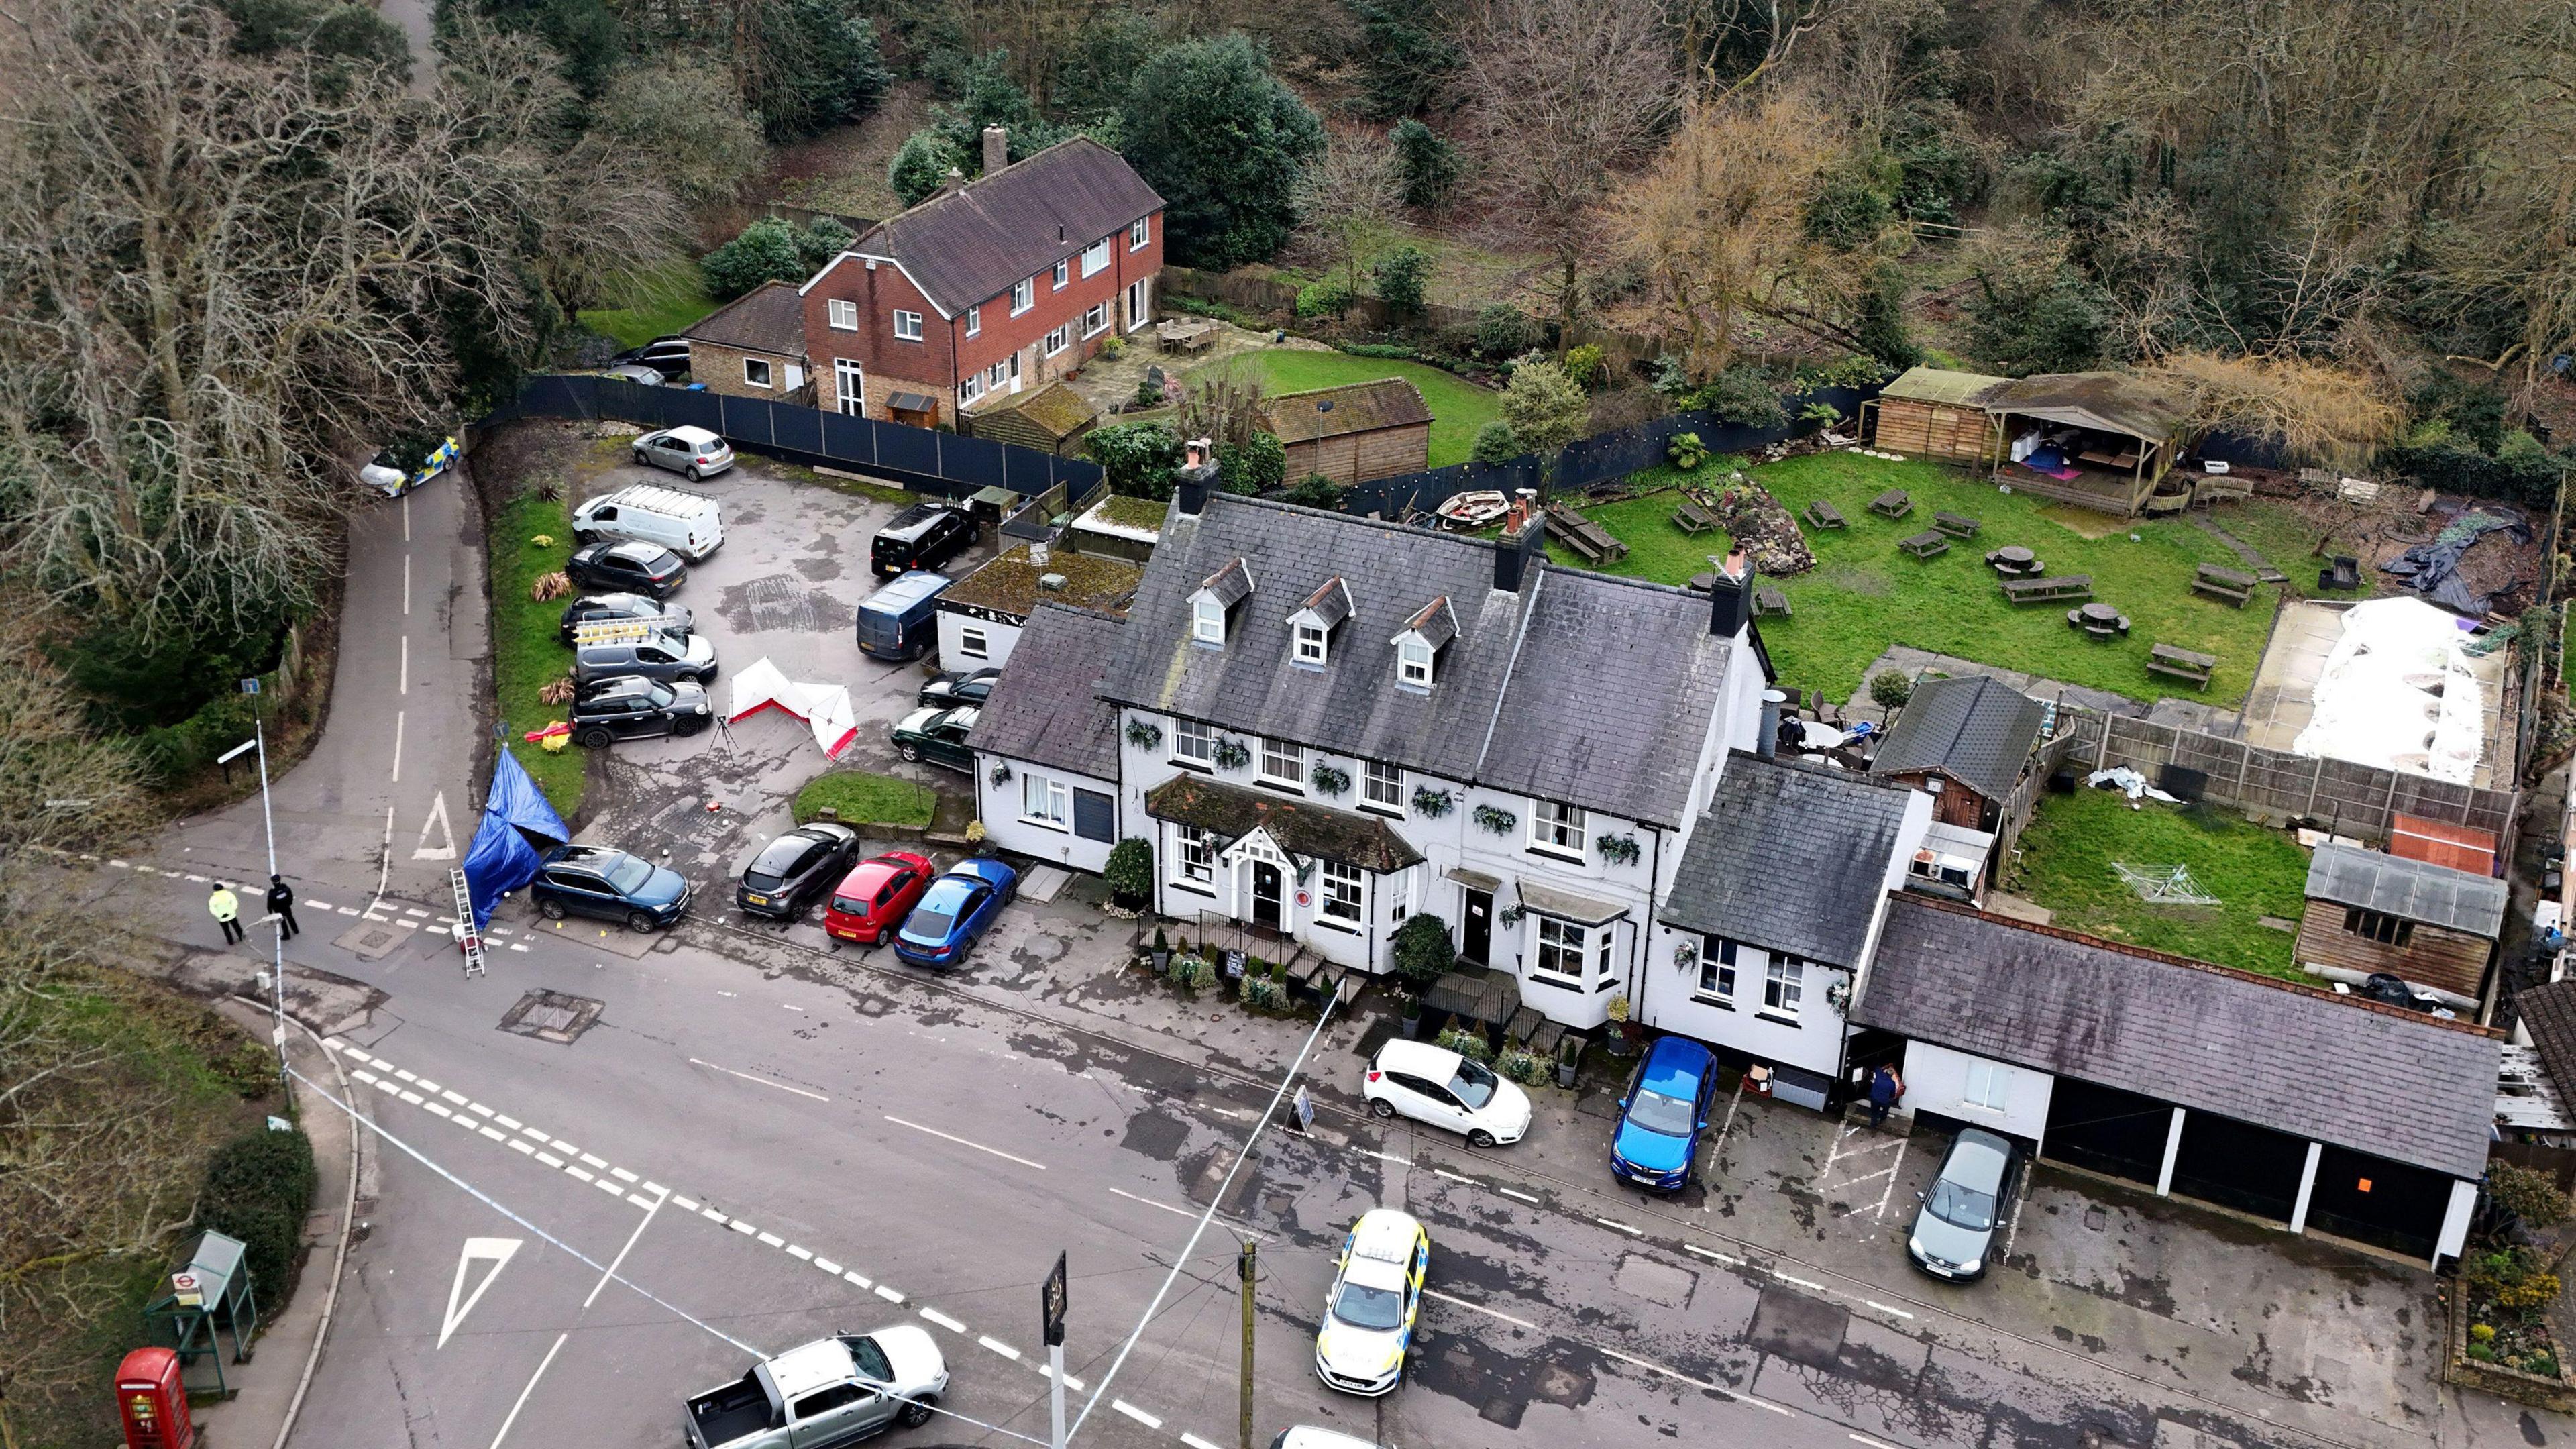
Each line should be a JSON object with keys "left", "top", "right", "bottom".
{"left": 461, "top": 750, "right": 569, "bottom": 928}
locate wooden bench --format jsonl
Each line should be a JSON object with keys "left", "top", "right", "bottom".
{"left": 1803, "top": 498, "right": 1847, "bottom": 529}
{"left": 1672, "top": 498, "right": 1721, "bottom": 535}
{"left": 1933, "top": 511, "right": 1981, "bottom": 539}
{"left": 1899, "top": 530, "right": 1950, "bottom": 560}
{"left": 2148, "top": 643, "right": 2217, "bottom": 688}
{"left": 1754, "top": 586, "right": 1791, "bottom": 617}
{"left": 1543, "top": 502, "right": 1627, "bottom": 565}
{"left": 1868, "top": 489, "right": 1912, "bottom": 520}
{"left": 2191, "top": 562, "right": 2257, "bottom": 606}
{"left": 2000, "top": 573, "right": 2094, "bottom": 604}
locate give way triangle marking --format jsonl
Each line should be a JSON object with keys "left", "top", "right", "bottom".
{"left": 411, "top": 790, "right": 458, "bottom": 861}
{"left": 439, "top": 1236, "right": 521, "bottom": 1348}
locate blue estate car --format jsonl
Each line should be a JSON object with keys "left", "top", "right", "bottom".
{"left": 529, "top": 843, "right": 692, "bottom": 933}
{"left": 1610, "top": 1035, "right": 1721, "bottom": 1192}
{"left": 892, "top": 858, "right": 1019, "bottom": 969}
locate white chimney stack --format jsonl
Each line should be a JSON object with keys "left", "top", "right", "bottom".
{"left": 983, "top": 126, "right": 1008, "bottom": 177}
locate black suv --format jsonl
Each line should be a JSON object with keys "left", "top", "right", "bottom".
{"left": 529, "top": 844, "right": 692, "bottom": 932}
{"left": 559, "top": 593, "right": 694, "bottom": 645}
{"left": 569, "top": 675, "right": 712, "bottom": 747}
{"left": 567, "top": 540, "right": 687, "bottom": 600}
{"left": 871, "top": 504, "right": 975, "bottom": 577}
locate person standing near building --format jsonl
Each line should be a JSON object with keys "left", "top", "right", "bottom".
{"left": 1866, "top": 1063, "right": 1904, "bottom": 1128}
{"left": 267, "top": 874, "right": 299, "bottom": 940}
{"left": 209, "top": 884, "right": 244, "bottom": 945}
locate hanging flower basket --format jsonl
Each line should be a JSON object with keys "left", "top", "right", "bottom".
{"left": 1125, "top": 718, "right": 1163, "bottom": 751}
{"left": 1310, "top": 763, "right": 1352, "bottom": 797}
{"left": 989, "top": 760, "right": 1014, "bottom": 786}
{"left": 1472, "top": 804, "right": 1518, "bottom": 835}
{"left": 1211, "top": 737, "right": 1253, "bottom": 771}
{"left": 1412, "top": 786, "right": 1454, "bottom": 818}
{"left": 1598, "top": 833, "right": 1642, "bottom": 867}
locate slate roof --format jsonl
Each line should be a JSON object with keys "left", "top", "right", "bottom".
{"left": 1257, "top": 379, "right": 1434, "bottom": 445}
{"left": 964, "top": 604, "right": 1122, "bottom": 782}
{"left": 968, "top": 380, "right": 1099, "bottom": 443}
{"left": 847, "top": 138, "right": 1162, "bottom": 316}
{"left": 1144, "top": 773, "right": 1425, "bottom": 872}
{"left": 2306, "top": 842, "right": 2508, "bottom": 938}
{"left": 1855, "top": 896, "right": 2500, "bottom": 1179}
{"left": 682, "top": 280, "right": 806, "bottom": 356}
{"left": 1658, "top": 753, "right": 1919, "bottom": 965}
{"left": 1096, "top": 494, "right": 1740, "bottom": 828}
{"left": 2516, "top": 980, "right": 2576, "bottom": 1107}
{"left": 1869, "top": 675, "right": 2047, "bottom": 802}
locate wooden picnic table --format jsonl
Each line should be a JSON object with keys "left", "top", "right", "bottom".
{"left": 1868, "top": 489, "right": 1912, "bottom": 520}
{"left": 1899, "top": 529, "right": 1950, "bottom": 560}
{"left": 1543, "top": 501, "right": 1627, "bottom": 565}
{"left": 1755, "top": 586, "right": 1791, "bottom": 617}
{"left": 2191, "top": 561, "right": 2258, "bottom": 607}
{"left": 1804, "top": 498, "right": 1847, "bottom": 529}
{"left": 1933, "top": 511, "right": 1981, "bottom": 539}
{"left": 2068, "top": 602, "right": 2129, "bottom": 637}
{"left": 2148, "top": 643, "right": 2217, "bottom": 688}
{"left": 1986, "top": 545, "right": 2041, "bottom": 576}
{"left": 1672, "top": 498, "right": 1721, "bottom": 535}
{"left": 2000, "top": 573, "right": 2093, "bottom": 604}
{"left": 1155, "top": 318, "right": 1217, "bottom": 354}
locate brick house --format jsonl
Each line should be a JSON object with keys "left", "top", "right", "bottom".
{"left": 682, "top": 280, "right": 811, "bottom": 405}
{"left": 796, "top": 131, "right": 1164, "bottom": 429}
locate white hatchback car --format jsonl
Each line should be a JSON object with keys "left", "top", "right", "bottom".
{"left": 1313, "top": 1208, "right": 1428, "bottom": 1397}
{"left": 1362, "top": 1039, "right": 1532, "bottom": 1148}
{"left": 632, "top": 425, "right": 735, "bottom": 481}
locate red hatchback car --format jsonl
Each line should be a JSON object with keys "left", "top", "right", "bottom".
{"left": 823, "top": 852, "right": 936, "bottom": 945}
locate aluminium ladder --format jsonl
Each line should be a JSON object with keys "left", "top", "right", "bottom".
{"left": 449, "top": 867, "right": 487, "bottom": 977}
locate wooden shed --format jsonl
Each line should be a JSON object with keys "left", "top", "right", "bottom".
{"left": 2294, "top": 842, "right": 2506, "bottom": 1004}
{"left": 1862, "top": 366, "right": 2008, "bottom": 463}
{"left": 961, "top": 380, "right": 1100, "bottom": 458}
{"left": 1255, "top": 378, "right": 1432, "bottom": 487}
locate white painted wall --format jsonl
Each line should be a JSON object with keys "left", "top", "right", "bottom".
{"left": 973, "top": 758, "right": 1118, "bottom": 873}
{"left": 1642, "top": 926, "right": 1851, "bottom": 1081}
{"left": 1898, "top": 1040, "right": 2053, "bottom": 1144}
{"left": 937, "top": 609, "right": 1020, "bottom": 669}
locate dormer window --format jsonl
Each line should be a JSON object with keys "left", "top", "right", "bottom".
{"left": 1295, "top": 622, "right": 1328, "bottom": 663}
{"left": 1188, "top": 557, "right": 1254, "bottom": 648}
{"left": 1397, "top": 641, "right": 1434, "bottom": 686}
{"left": 1194, "top": 600, "right": 1226, "bottom": 643}
{"left": 1391, "top": 595, "right": 1455, "bottom": 691}
{"left": 1287, "top": 578, "right": 1350, "bottom": 669}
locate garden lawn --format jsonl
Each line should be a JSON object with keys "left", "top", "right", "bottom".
{"left": 794, "top": 769, "right": 936, "bottom": 828}
{"left": 488, "top": 488, "right": 588, "bottom": 815}
{"left": 1211, "top": 348, "right": 1501, "bottom": 468}
{"left": 578, "top": 262, "right": 720, "bottom": 351}
{"left": 1548, "top": 451, "right": 2284, "bottom": 706}
{"left": 2010, "top": 787, "right": 2312, "bottom": 979}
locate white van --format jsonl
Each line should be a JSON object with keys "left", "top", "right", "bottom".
{"left": 572, "top": 484, "right": 724, "bottom": 561}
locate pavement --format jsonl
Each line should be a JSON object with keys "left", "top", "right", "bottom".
{"left": 62, "top": 424, "right": 2576, "bottom": 1449}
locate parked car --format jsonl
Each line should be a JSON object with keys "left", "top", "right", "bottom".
{"left": 822, "top": 852, "right": 936, "bottom": 945}
{"left": 360, "top": 434, "right": 460, "bottom": 498}
{"left": 570, "top": 676, "right": 712, "bottom": 747}
{"left": 1312, "top": 1208, "right": 1428, "bottom": 1397}
{"left": 735, "top": 823, "right": 864, "bottom": 922}
{"left": 916, "top": 667, "right": 1002, "bottom": 710}
{"left": 891, "top": 859, "right": 1018, "bottom": 969}
{"left": 682, "top": 1327, "right": 947, "bottom": 1449}
{"left": 530, "top": 843, "right": 692, "bottom": 932}
{"left": 1272, "top": 1432, "right": 1382, "bottom": 1449}
{"left": 855, "top": 572, "right": 953, "bottom": 661}
{"left": 1609, "top": 1034, "right": 1720, "bottom": 1193}
{"left": 871, "top": 503, "right": 975, "bottom": 578}
{"left": 600, "top": 363, "right": 667, "bottom": 387}
{"left": 890, "top": 706, "right": 977, "bottom": 771}
{"left": 573, "top": 483, "right": 724, "bottom": 559}
{"left": 567, "top": 540, "right": 688, "bottom": 600}
{"left": 612, "top": 335, "right": 692, "bottom": 376}
{"left": 1906, "top": 1127, "right": 2018, "bottom": 1282}
{"left": 559, "top": 593, "right": 693, "bottom": 645}
{"left": 632, "top": 425, "right": 735, "bottom": 482}
{"left": 572, "top": 631, "right": 716, "bottom": 686}
{"left": 1361, "top": 1040, "right": 1531, "bottom": 1148}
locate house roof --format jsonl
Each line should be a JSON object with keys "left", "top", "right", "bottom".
{"left": 1256, "top": 379, "right": 1434, "bottom": 445}
{"left": 1854, "top": 896, "right": 2500, "bottom": 1179}
{"left": 1984, "top": 371, "right": 2190, "bottom": 443}
{"left": 2305, "top": 842, "right": 2508, "bottom": 938}
{"left": 1097, "top": 494, "right": 1741, "bottom": 829}
{"left": 937, "top": 544, "right": 1144, "bottom": 622}
{"left": 2390, "top": 813, "right": 2500, "bottom": 877}
{"left": 1144, "top": 773, "right": 1424, "bottom": 872}
{"left": 845, "top": 138, "right": 1163, "bottom": 316}
{"left": 1869, "top": 675, "right": 2047, "bottom": 802}
{"left": 2516, "top": 981, "right": 2576, "bottom": 1108}
{"left": 1658, "top": 752, "right": 1919, "bottom": 965}
{"left": 969, "top": 379, "right": 1099, "bottom": 441}
{"left": 682, "top": 280, "right": 807, "bottom": 358}
{"left": 1878, "top": 365, "right": 2009, "bottom": 407}
{"left": 965, "top": 604, "right": 1122, "bottom": 782}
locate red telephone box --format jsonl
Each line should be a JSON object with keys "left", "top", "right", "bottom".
{"left": 115, "top": 1346, "right": 197, "bottom": 1449}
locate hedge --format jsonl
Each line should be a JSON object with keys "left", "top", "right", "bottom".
{"left": 195, "top": 1126, "right": 317, "bottom": 1309}
{"left": 2377, "top": 443, "right": 2565, "bottom": 508}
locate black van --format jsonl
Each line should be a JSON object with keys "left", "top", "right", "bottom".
{"left": 871, "top": 503, "right": 975, "bottom": 577}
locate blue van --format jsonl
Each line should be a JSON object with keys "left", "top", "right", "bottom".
{"left": 856, "top": 570, "right": 952, "bottom": 661}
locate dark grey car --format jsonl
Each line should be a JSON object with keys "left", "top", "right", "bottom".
{"left": 1907, "top": 1127, "right": 2016, "bottom": 1281}
{"left": 572, "top": 631, "right": 717, "bottom": 686}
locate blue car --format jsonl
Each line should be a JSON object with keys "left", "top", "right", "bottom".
{"left": 892, "top": 858, "right": 1018, "bottom": 969}
{"left": 529, "top": 843, "right": 693, "bottom": 932}
{"left": 1610, "top": 1035, "right": 1719, "bottom": 1192}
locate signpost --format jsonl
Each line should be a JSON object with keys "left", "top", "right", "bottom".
{"left": 1290, "top": 1085, "right": 1313, "bottom": 1134}
{"left": 1043, "top": 1252, "right": 1068, "bottom": 1449}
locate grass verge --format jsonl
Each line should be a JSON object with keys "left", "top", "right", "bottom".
{"left": 794, "top": 769, "right": 938, "bottom": 828}
{"left": 576, "top": 260, "right": 720, "bottom": 350}
{"left": 487, "top": 488, "right": 588, "bottom": 816}
{"left": 2008, "top": 787, "right": 2311, "bottom": 978}
{"left": 1204, "top": 348, "right": 1503, "bottom": 468}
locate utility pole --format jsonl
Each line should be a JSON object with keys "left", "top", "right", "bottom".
{"left": 217, "top": 706, "right": 284, "bottom": 1089}
{"left": 1043, "top": 1252, "right": 1069, "bottom": 1449}
{"left": 1238, "top": 1238, "right": 1255, "bottom": 1449}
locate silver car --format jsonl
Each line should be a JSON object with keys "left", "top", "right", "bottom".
{"left": 1907, "top": 1126, "right": 2017, "bottom": 1281}
{"left": 572, "top": 631, "right": 717, "bottom": 686}
{"left": 633, "top": 425, "right": 735, "bottom": 481}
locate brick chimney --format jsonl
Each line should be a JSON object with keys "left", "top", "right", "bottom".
{"left": 1708, "top": 549, "right": 1754, "bottom": 637}
{"left": 1493, "top": 488, "right": 1544, "bottom": 593}
{"left": 1175, "top": 437, "right": 1219, "bottom": 516}
{"left": 982, "top": 126, "right": 1008, "bottom": 178}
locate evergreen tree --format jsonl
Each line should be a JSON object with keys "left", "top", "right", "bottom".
{"left": 1117, "top": 35, "right": 1324, "bottom": 268}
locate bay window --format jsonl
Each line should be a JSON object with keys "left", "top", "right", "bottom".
{"left": 1320, "top": 861, "right": 1364, "bottom": 926}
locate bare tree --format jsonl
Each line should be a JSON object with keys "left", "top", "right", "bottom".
{"left": 1455, "top": 0, "right": 1680, "bottom": 355}
{"left": 2140, "top": 352, "right": 2402, "bottom": 472}
{"left": 1674, "top": 0, "right": 1849, "bottom": 96}
{"left": 1292, "top": 126, "right": 1407, "bottom": 305}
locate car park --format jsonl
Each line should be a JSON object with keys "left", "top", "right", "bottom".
{"left": 1907, "top": 1126, "right": 2018, "bottom": 1282}
{"left": 892, "top": 859, "right": 1017, "bottom": 969}
{"left": 871, "top": 503, "right": 975, "bottom": 578}
{"left": 559, "top": 593, "right": 693, "bottom": 645}
{"left": 916, "top": 667, "right": 1002, "bottom": 710}
{"left": 822, "top": 852, "right": 936, "bottom": 945}
{"left": 530, "top": 843, "right": 692, "bottom": 932}
{"left": 855, "top": 571, "right": 952, "bottom": 661}
{"left": 682, "top": 1326, "right": 946, "bottom": 1449}
{"left": 612, "top": 335, "right": 693, "bottom": 376}
{"left": 573, "top": 483, "right": 725, "bottom": 560}
{"left": 567, "top": 540, "right": 688, "bottom": 599}
{"left": 360, "top": 434, "right": 460, "bottom": 497}
{"left": 1362, "top": 1040, "right": 1532, "bottom": 1148}
{"left": 1609, "top": 1034, "right": 1720, "bottom": 1193}
{"left": 572, "top": 631, "right": 718, "bottom": 686}
{"left": 735, "top": 823, "right": 864, "bottom": 922}
{"left": 890, "top": 706, "right": 977, "bottom": 771}
{"left": 632, "top": 425, "right": 735, "bottom": 481}
{"left": 1312, "top": 1208, "right": 1428, "bottom": 1397}
{"left": 570, "top": 676, "right": 712, "bottom": 747}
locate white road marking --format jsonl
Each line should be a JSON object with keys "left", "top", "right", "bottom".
{"left": 1773, "top": 1271, "right": 1827, "bottom": 1292}
{"left": 403, "top": 553, "right": 411, "bottom": 615}
{"left": 978, "top": 1336, "right": 1020, "bottom": 1362}
{"left": 400, "top": 634, "right": 408, "bottom": 694}
{"left": 576, "top": 1151, "right": 606, "bottom": 1167}
{"left": 426, "top": 1102, "right": 454, "bottom": 1119}
{"left": 186, "top": 873, "right": 208, "bottom": 883}
{"left": 843, "top": 1270, "right": 873, "bottom": 1290}
{"left": 1851, "top": 1436, "right": 1902, "bottom": 1449}
{"left": 390, "top": 710, "right": 403, "bottom": 783}
{"left": 400, "top": 1091, "right": 423, "bottom": 1106}
{"left": 1183, "top": 1435, "right": 1228, "bottom": 1449}
{"left": 535, "top": 1152, "right": 564, "bottom": 1169}
{"left": 566, "top": 1167, "right": 594, "bottom": 1183}
{"left": 885, "top": 1115, "right": 1045, "bottom": 1170}
{"left": 1595, "top": 1346, "right": 1766, "bottom": 1407}
{"left": 1425, "top": 1288, "right": 1536, "bottom": 1329}
{"left": 1683, "top": 1244, "right": 1741, "bottom": 1265}
{"left": 486, "top": 1332, "right": 566, "bottom": 1449}
{"left": 476, "top": 1125, "right": 507, "bottom": 1142}
{"left": 1111, "top": 1401, "right": 1161, "bottom": 1430}
{"left": 584, "top": 1190, "right": 665, "bottom": 1309}
{"left": 470, "top": 1104, "right": 496, "bottom": 1118}
{"left": 1871, "top": 1140, "right": 1911, "bottom": 1222}
{"left": 1595, "top": 1217, "right": 1644, "bottom": 1236}
{"left": 309, "top": 900, "right": 335, "bottom": 911}
{"left": 1862, "top": 1301, "right": 1916, "bottom": 1321}
{"left": 729, "top": 1221, "right": 755, "bottom": 1236}
{"left": 1499, "top": 1187, "right": 1540, "bottom": 1204}
{"left": 1354, "top": 1148, "right": 1412, "bottom": 1166}
{"left": 687, "top": 1057, "right": 830, "bottom": 1101}
{"left": 1107, "top": 1188, "right": 1269, "bottom": 1240}
{"left": 337, "top": 906, "right": 360, "bottom": 916}
{"left": 700, "top": 1208, "right": 726, "bottom": 1224}
{"left": 610, "top": 1166, "right": 639, "bottom": 1183}
{"left": 672, "top": 1195, "right": 700, "bottom": 1212}
{"left": 394, "top": 1069, "right": 419, "bottom": 1082}
{"left": 508, "top": 1138, "right": 534, "bottom": 1155}
{"left": 875, "top": 1284, "right": 904, "bottom": 1304}
{"left": 593, "top": 1178, "right": 623, "bottom": 1198}
{"left": 493, "top": 1112, "right": 520, "bottom": 1129}
{"left": 404, "top": 907, "right": 429, "bottom": 919}
{"left": 813, "top": 1257, "right": 841, "bottom": 1275}
{"left": 642, "top": 1181, "right": 667, "bottom": 1195}
{"left": 756, "top": 1232, "right": 784, "bottom": 1248}
{"left": 1431, "top": 1167, "right": 1475, "bottom": 1185}
{"left": 351, "top": 1070, "right": 377, "bottom": 1085}
{"left": 920, "top": 1307, "right": 967, "bottom": 1333}
{"left": 549, "top": 1138, "right": 578, "bottom": 1154}
{"left": 509, "top": 943, "right": 529, "bottom": 952}
{"left": 440, "top": 1237, "right": 523, "bottom": 1348}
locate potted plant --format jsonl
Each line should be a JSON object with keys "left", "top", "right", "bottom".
{"left": 1605, "top": 994, "right": 1637, "bottom": 1057}
{"left": 1391, "top": 913, "right": 1452, "bottom": 1039}
{"left": 1150, "top": 926, "right": 1171, "bottom": 975}
{"left": 1104, "top": 837, "right": 1154, "bottom": 911}
{"left": 1556, "top": 1036, "right": 1582, "bottom": 1088}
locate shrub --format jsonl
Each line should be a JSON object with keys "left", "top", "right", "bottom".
{"left": 1218, "top": 431, "right": 1286, "bottom": 494}
{"left": 1338, "top": 342, "right": 1421, "bottom": 360}
{"left": 1390, "top": 118, "right": 1459, "bottom": 207}
{"left": 1869, "top": 670, "right": 1914, "bottom": 711}
{"left": 1799, "top": 401, "right": 1845, "bottom": 429}
{"left": 1169, "top": 953, "right": 1214, "bottom": 994}
{"left": 2467, "top": 1342, "right": 2498, "bottom": 1363}
{"left": 889, "top": 129, "right": 964, "bottom": 207}
{"left": 2489, "top": 1161, "right": 2572, "bottom": 1227}
{"left": 1086, "top": 421, "right": 1185, "bottom": 500}
{"left": 1667, "top": 432, "right": 1709, "bottom": 471}
{"left": 1118, "top": 34, "right": 1326, "bottom": 267}
{"left": 1694, "top": 366, "right": 1788, "bottom": 430}
{"left": 1434, "top": 1026, "right": 1494, "bottom": 1063}
{"left": 1496, "top": 1046, "right": 1547, "bottom": 1085}
{"left": 700, "top": 217, "right": 852, "bottom": 300}
{"left": 1295, "top": 278, "right": 1354, "bottom": 319}
{"left": 1391, "top": 913, "right": 1454, "bottom": 991}
{"left": 2472, "top": 1322, "right": 2499, "bottom": 1344}
{"left": 197, "top": 1126, "right": 317, "bottom": 1307}
{"left": 1564, "top": 343, "right": 1605, "bottom": 390}
{"left": 1854, "top": 264, "right": 1923, "bottom": 369}
{"left": 1104, "top": 837, "right": 1154, "bottom": 900}
{"left": 1099, "top": 335, "right": 1127, "bottom": 361}
{"left": 1283, "top": 474, "right": 1346, "bottom": 509}
{"left": 1134, "top": 375, "right": 1165, "bottom": 408}
{"left": 1471, "top": 421, "right": 1522, "bottom": 467}
{"left": 1376, "top": 244, "right": 1434, "bottom": 317}
{"left": 1499, "top": 358, "right": 1589, "bottom": 455}
{"left": 1242, "top": 975, "right": 1290, "bottom": 1013}
{"left": 1589, "top": 384, "right": 1672, "bottom": 435}
{"left": 1475, "top": 304, "right": 1538, "bottom": 359}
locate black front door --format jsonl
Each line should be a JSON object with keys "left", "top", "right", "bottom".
{"left": 1252, "top": 863, "right": 1283, "bottom": 930}
{"left": 1462, "top": 889, "right": 1492, "bottom": 966}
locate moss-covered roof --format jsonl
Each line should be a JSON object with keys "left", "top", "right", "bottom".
{"left": 1144, "top": 773, "right": 1425, "bottom": 872}
{"left": 981, "top": 380, "right": 1100, "bottom": 441}
{"left": 1257, "top": 378, "right": 1433, "bottom": 444}
{"left": 1878, "top": 365, "right": 2010, "bottom": 407}
{"left": 1090, "top": 494, "right": 1168, "bottom": 533}
{"left": 937, "top": 543, "right": 1144, "bottom": 620}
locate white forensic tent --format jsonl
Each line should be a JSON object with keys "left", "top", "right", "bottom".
{"left": 728, "top": 657, "right": 859, "bottom": 759}
{"left": 2293, "top": 597, "right": 2485, "bottom": 784}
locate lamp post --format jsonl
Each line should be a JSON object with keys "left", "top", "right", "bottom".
{"left": 1237, "top": 1237, "right": 1255, "bottom": 1449}
{"left": 216, "top": 708, "right": 284, "bottom": 1085}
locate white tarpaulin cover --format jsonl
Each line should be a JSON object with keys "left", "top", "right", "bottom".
{"left": 728, "top": 656, "right": 857, "bottom": 759}
{"left": 2293, "top": 596, "right": 2483, "bottom": 784}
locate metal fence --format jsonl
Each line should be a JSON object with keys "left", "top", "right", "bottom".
{"left": 485, "top": 374, "right": 1103, "bottom": 500}
{"left": 2062, "top": 709, "right": 2519, "bottom": 841}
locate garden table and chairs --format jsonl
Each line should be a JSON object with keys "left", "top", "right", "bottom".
{"left": 2068, "top": 601, "right": 2131, "bottom": 638}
